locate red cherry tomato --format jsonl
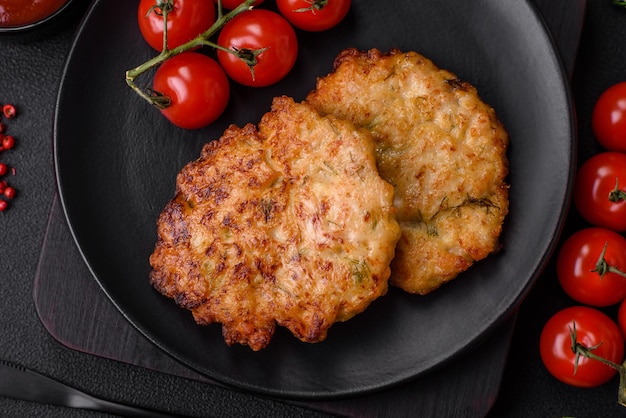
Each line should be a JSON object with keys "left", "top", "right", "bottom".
{"left": 540, "top": 306, "right": 624, "bottom": 388}
{"left": 217, "top": 9, "right": 298, "bottom": 87}
{"left": 138, "top": 0, "right": 216, "bottom": 51}
{"left": 153, "top": 52, "right": 230, "bottom": 129}
{"left": 214, "top": 0, "right": 263, "bottom": 9}
{"left": 592, "top": 82, "right": 626, "bottom": 152}
{"left": 557, "top": 227, "right": 626, "bottom": 306}
{"left": 276, "top": 0, "right": 351, "bottom": 32}
{"left": 574, "top": 152, "right": 626, "bottom": 232}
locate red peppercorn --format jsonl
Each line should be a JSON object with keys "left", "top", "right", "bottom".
{"left": 3, "top": 186, "right": 16, "bottom": 199}
{"left": 0, "top": 163, "right": 7, "bottom": 176}
{"left": 2, "top": 104, "right": 16, "bottom": 119}
{"left": 0, "top": 181, "right": 6, "bottom": 194}
{"left": 0, "top": 122, "right": 5, "bottom": 134}
{"left": 2, "top": 135, "right": 14, "bottom": 150}
{"left": 0, "top": 200, "right": 8, "bottom": 212}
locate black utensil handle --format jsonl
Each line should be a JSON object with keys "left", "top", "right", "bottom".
{"left": 0, "top": 360, "right": 180, "bottom": 417}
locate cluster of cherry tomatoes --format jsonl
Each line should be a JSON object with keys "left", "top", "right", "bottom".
{"left": 136, "top": 0, "right": 351, "bottom": 129}
{"left": 540, "top": 82, "right": 626, "bottom": 389}
{"left": 0, "top": 103, "right": 18, "bottom": 212}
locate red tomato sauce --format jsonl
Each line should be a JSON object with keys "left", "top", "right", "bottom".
{"left": 0, "top": 0, "right": 68, "bottom": 27}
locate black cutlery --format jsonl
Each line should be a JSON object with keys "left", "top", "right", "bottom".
{"left": 0, "top": 360, "right": 181, "bottom": 417}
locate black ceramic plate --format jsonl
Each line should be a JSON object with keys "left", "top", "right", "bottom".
{"left": 54, "top": 0, "right": 574, "bottom": 399}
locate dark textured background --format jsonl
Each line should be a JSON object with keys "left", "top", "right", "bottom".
{"left": 0, "top": 0, "right": 625, "bottom": 416}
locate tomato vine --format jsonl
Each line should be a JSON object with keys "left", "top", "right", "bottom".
{"left": 125, "top": 0, "right": 260, "bottom": 110}
{"left": 569, "top": 321, "right": 626, "bottom": 406}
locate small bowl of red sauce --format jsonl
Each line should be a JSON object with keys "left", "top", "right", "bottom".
{"left": 0, "top": 0, "right": 74, "bottom": 33}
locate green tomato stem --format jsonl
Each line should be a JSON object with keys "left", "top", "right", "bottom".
{"left": 620, "top": 363, "right": 626, "bottom": 407}
{"left": 609, "top": 178, "right": 626, "bottom": 203}
{"left": 591, "top": 241, "right": 626, "bottom": 279}
{"left": 569, "top": 321, "right": 626, "bottom": 408}
{"left": 569, "top": 322, "right": 621, "bottom": 372}
{"left": 294, "top": 0, "right": 329, "bottom": 13}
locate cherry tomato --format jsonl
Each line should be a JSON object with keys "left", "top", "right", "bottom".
{"left": 153, "top": 52, "right": 230, "bottom": 129}
{"left": 214, "top": 0, "right": 263, "bottom": 9}
{"left": 540, "top": 306, "right": 624, "bottom": 388}
{"left": 138, "top": 0, "right": 216, "bottom": 51}
{"left": 276, "top": 0, "right": 351, "bottom": 32}
{"left": 592, "top": 82, "right": 626, "bottom": 152}
{"left": 217, "top": 9, "right": 298, "bottom": 87}
{"left": 574, "top": 152, "right": 626, "bottom": 232}
{"left": 557, "top": 228, "right": 626, "bottom": 306}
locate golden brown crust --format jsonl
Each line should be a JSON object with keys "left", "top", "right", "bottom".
{"left": 149, "top": 96, "right": 400, "bottom": 350}
{"left": 306, "top": 48, "right": 509, "bottom": 294}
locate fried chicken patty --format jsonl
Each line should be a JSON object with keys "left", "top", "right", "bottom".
{"left": 306, "top": 48, "right": 509, "bottom": 295}
{"left": 149, "top": 96, "right": 400, "bottom": 350}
